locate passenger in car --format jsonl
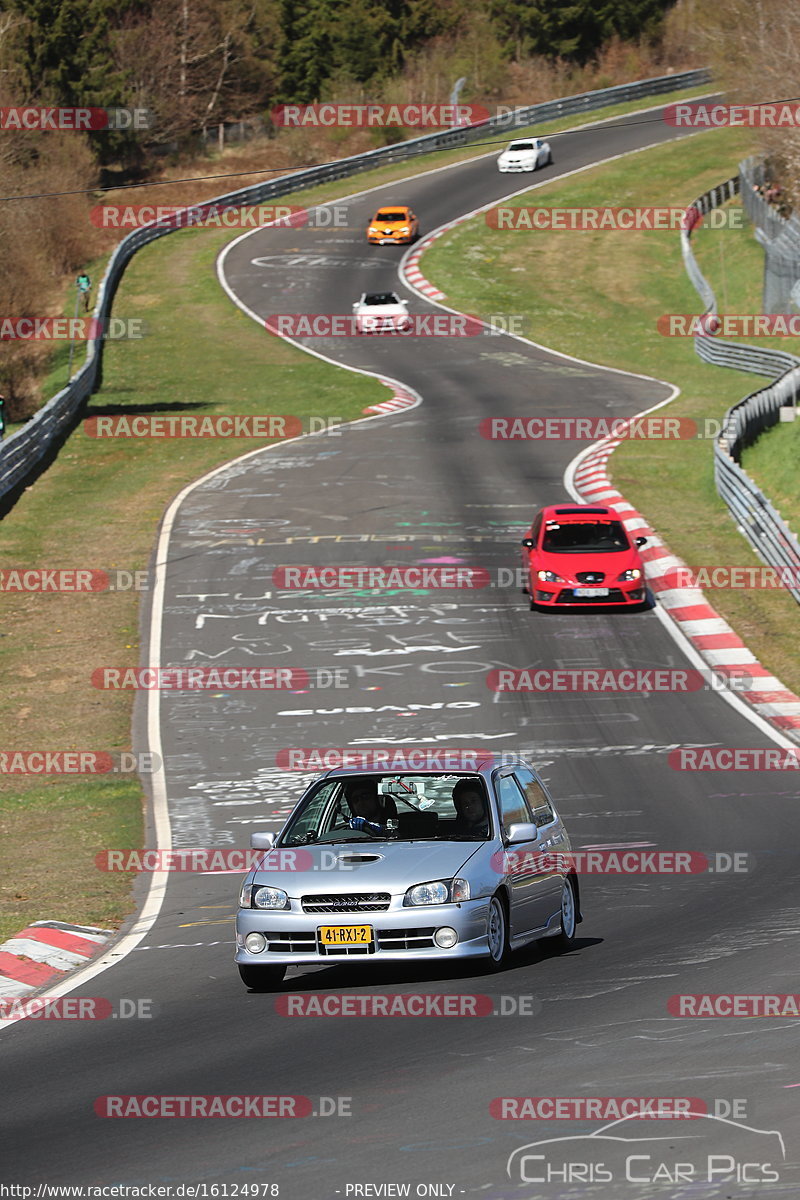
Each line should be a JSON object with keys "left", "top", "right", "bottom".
{"left": 452, "top": 780, "right": 489, "bottom": 837}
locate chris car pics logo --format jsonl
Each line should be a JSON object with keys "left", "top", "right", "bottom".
{"left": 506, "top": 1113, "right": 785, "bottom": 1186}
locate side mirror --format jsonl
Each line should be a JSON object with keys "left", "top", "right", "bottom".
{"left": 635, "top": 536, "right": 648, "bottom": 547}
{"left": 250, "top": 831, "right": 276, "bottom": 850}
{"left": 521, "top": 538, "right": 535, "bottom": 548}
{"left": 505, "top": 822, "right": 539, "bottom": 844}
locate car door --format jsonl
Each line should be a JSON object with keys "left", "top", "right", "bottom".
{"left": 521, "top": 510, "right": 542, "bottom": 586}
{"left": 495, "top": 771, "right": 557, "bottom": 939}
{"left": 513, "top": 766, "right": 568, "bottom": 931}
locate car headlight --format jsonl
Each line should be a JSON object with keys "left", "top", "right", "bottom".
{"left": 618, "top": 568, "right": 642, "bottom": 582}
{"left": 537, "top": 570, "right": 564, "bottom": 583}
{"left": 240, "top": 882, "right": 289, "bottom": 909}
{"left": 397, "top": 227, "right": 410, "bottom": 233}
{"left": 404, "top": 878, "right": 470, "bottom": 906}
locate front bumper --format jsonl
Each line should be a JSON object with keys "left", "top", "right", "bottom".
{"left": 357, "top": 322, "right": 411, "bottom": 334}
{"left": 235, "top": 897, "right": 491, "bottom": 965}
{"left": 367, "top": 234, "right": 413, "bottom": 244}
{"left": 498, "top": 163, "right": 534, "bottom": 172}
{"left": 532, "top": 582, "right": 646, "bottom": 607}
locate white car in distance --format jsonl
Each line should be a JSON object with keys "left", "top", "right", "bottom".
{"left": 497, "top": 137, "right": 552, "bottom": 172}
{"left": 352, "top": 291, "right": 412, "bottom": 334}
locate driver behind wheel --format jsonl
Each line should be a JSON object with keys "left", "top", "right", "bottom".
{"left": 344, "top": 778, "right": 393, "bottom": 836}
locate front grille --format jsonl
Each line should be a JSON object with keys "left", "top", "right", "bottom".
{"left": 575, "top": 571, "right": 606, "bottom": 584}
{"left": 377, "top": 928, "right": 436, "bottom": 950}
{"left": 301, "top": 892, "right": 391, "bottom": 913}
{"left": 265, "top": 930, "right": 316, "bottom": 953}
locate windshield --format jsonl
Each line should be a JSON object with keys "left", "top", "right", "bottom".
{"left": 542, "top": 519, "right": 630, "bottom": 553}
{"left": 363, "top": 293, "right": 400, "bottom": 306}
{"left": 508, "top": 142, "right": 534, "bottom": 150}
{"left": 374, "top": 211, "right": 407, "bottom": 222}
{"left": 278, "top": 774, "right": 493, "bottom": 844}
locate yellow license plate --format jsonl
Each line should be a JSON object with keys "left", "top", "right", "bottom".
{"left": 318, "top": 925, "right": 373, "bottom": 945}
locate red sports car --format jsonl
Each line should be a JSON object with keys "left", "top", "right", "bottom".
{"left": 521, "top": 504, "right": 647, "bottom": 609}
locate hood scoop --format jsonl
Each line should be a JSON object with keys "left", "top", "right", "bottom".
{"left": 337, "top": 854, "right": 382, "bottom": 866}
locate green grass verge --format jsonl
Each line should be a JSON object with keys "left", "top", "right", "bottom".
{"left": 0, "top": 782, "right": 143, "bottom": 940}
{"left": 420, "top": 125, "right": 800, "bottom": 696}
{"left": 742, "top": 416, "right": 800, "bottom": 538}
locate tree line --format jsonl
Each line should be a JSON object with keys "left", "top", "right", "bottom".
{"left": 1, "top": 0, "right": 677, "bottom": 161}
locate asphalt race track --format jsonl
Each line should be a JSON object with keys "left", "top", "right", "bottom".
{"left": 2, "top": 103, "right": 799, "bottom": 1198}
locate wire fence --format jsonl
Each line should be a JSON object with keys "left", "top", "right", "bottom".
{"left": 681, "top": 174, "right": 800, "bottom": 604}
{"left": 739, "top": 155, "right": 800, "bottom": 314}
{"left": 0, "top": 68, "right": 711, "bottom": 502}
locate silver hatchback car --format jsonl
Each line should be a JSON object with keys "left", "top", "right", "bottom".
{"left": 235, "top": 756, "right": 581, "bottom": 990}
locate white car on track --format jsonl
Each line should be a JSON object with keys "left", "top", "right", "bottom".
{"left": 352, "top": 291, "right": 412, "bottom": 334}
{"left": 497, "top": 137, "right": 552, "bottom": 172}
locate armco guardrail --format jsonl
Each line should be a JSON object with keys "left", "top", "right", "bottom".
{"left": 681, "top": 176, "right": 800, "bottom": 604}
{"left": 0, "top": 68, "right": 711, "bottom": 502}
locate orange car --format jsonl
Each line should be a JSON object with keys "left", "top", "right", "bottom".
{"left": 367, "top": 204, "right": 419, "bottom": 245}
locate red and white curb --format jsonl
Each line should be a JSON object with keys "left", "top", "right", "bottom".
{"left": 572, "top": 439, "right": 800, "bottom": 742}
{"left": 404, "top": 231, "right": 451, "bottom": 301}
{"left": 363, "top": 379, "right": 419, "bottom": 416}
{"left": 0, "top": 920, "right": 112, "bottom": 998}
